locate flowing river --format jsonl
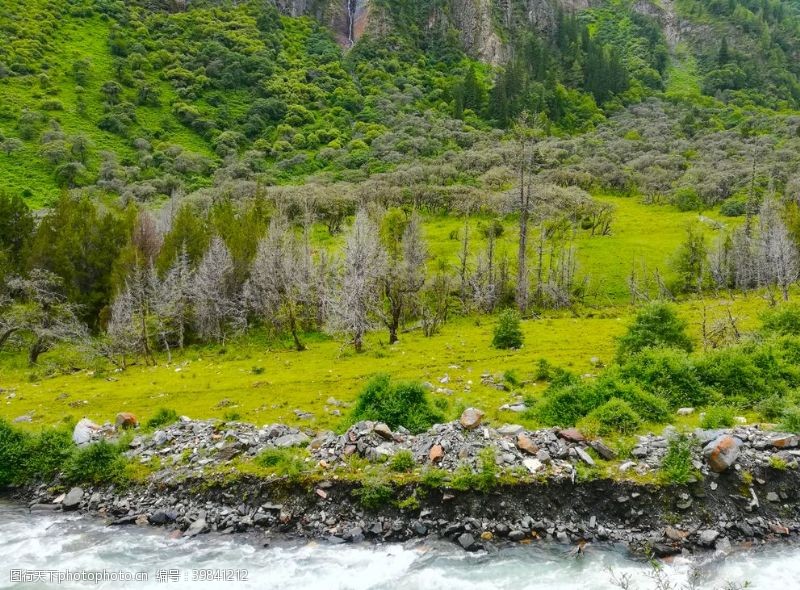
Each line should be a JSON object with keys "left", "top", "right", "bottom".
{"left": 0, "top": 501, "right": 797, "bottom": 589}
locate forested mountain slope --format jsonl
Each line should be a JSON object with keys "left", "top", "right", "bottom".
{"left": 2, "top": 0, "right": 800, "bottom": 206}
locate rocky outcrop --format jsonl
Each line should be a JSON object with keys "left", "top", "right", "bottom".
{"left": 271, "top": 0, "right": 595, "bottom": 62}
{"left": 12, "top": 417, "right": 800, "bottom": 554}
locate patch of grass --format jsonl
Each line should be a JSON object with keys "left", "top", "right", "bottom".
{"left": 254, "top": 447, "right": 309, "bottom": 481}
{"left": 700, "top": 406, "right": 735, "bottom": 429}
{"left": 449, "top": 447, "right": 497, "bottom": 491}
{"left": 147, "top": 408, "right": 179, "bottom": 429}
{"left": 769, "top": 455, "right": 788, "bottom": 470}
{"left": 389, "top": 450, "right": 415, "bottom": 472}
{"left": 352, "top": 480, "right": 394, "bottom": 510}
{"left": 420, "top": 467, "right": 447, "bottom": 488}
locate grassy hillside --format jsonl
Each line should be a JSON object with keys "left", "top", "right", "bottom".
{"left": 0, "top": 295, "right": 771, "bottom": 431}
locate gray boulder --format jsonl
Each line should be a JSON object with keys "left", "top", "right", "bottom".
{"left": 62, "top": 487, "right": 84, "bottom": 511}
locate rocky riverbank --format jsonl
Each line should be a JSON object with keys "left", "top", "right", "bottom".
{"left": 9, "top": 412, "right": 800, "bottom": 556}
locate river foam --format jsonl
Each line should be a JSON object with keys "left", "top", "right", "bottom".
{"left": 0, "top": 502, "right": 797, "bottom": 589}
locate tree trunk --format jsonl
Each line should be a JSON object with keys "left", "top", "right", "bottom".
{"left": 288, "top": 309, "right": 305, "bottom": 352}
{"left": 28, "top": 337, "right": 47, "bottom": 365}
{"left": 0, "top": 327, "right": 18, "bottom": 350}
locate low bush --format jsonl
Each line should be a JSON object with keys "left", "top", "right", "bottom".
{"left": 757, "top": 394, "right": 788, "bottom": 421}
{"left": 584, "top": 399, "right": 641, "bottom": 435}
{"left": 593, "top": 371, "right": 670, "bottom": 422}
{"left": 349, "top": 374, "right": 444, "bottom": 433}
{"left": 535, "top": 384, "right": 604, "bottom": 427}
{"left": 353, "top": 481, "right": 394, "bottom": 510}
{"left": 492, "top": 309, "right": 524, "bottom": 349}
{"left": 700, "top": 406, "right": 735, "bottom": 429}
{"left": 620, "top": 348, "right": 709, "bottom": 409}
{"left": 780, "top": 407, "right": 800, "bottom": 433}
{"left": 659, "top": 435, "right": 695, "bottom": 484}
{"left": 0, "top": 420, "right": 30, "bottom": 486}
{"left": 616, "top": 303, "right": 693, "bottom": 361}
{"left": 25, "top": 427, "right": 75, "bottom": 480}
{"left": 63, "top": 440, "right": 128, "bottom": 485}
{"left": 719, "top": 194, "right": 748, "bottom": 217}
{"left": 762, "top": 305, "right": 800, "bottom": 336}
{"left": 147, "top": 408, "right": 179, "bottom": 429}
{"left": 695, "top": 344, "right": 787, "bottom": 404}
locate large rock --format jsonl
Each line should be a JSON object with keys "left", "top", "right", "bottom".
{"left": 703, "top": 435, "right": 741, "bottom": 472}
{"left": 273, "top": 433, "right": 310, "bottom": 448}
{"left": 457, "top": 532, "right": 476, "bottom": 550}
{"left": 62, "top": 487, "right": 84, "bottom": 511}
{"left": 115, "top": 412, "right": 138, "bottom": 429}
{"left": 522, "top": 458, "right": 543, "bottom": 474}
{"left": 429, "top": 444, "right": 444, "bottom": 463}
{"left": 72, "top": 418, "right": 100, "bottom": 446}
{"left": 459, "top": 408, "right": 484, "bottom": 430}
{"left": 589, "top": 440, "right": 616, "bottom": 460}
{"left": 184, "top": 518, "right": 208, "bottom": 538}
{"left": 558, "top": 428, "right": 585, "bottom": 443}
{"left": 516, "top": 434, "right": 538, "bottom": 455}
{"left": 697, "top": 529, "right": 719, "bottom": 546}
{"left": 373, "top": 423, "right": 394, "bottom": 440}
{"left": 769, "top": 434, "right": 799, "bottom": 449}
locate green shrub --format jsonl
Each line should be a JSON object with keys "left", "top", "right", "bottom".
{"left": 620, "top": 348, "right": 709, "bottom": 409}
{"left": 389, "top": 450, "right": 415, "bottom": 472}
{"left": 780, "top": 407, "right": 800, "bottom": 433}
{"left": 700, "top": 406, "right": 735, "bottom": 429}
{"left": 64, "top": 440, "right": 128, "bottom": 485}
{"left": 255, "top": 447, "right": 307, "bottom": 480}
{"left": 762, "top": 306, "right": 800, "bottom": 336}
{"left": 758, "top": 394, "right": 788, "bottom": 421}
{"left": 593, "top": 371, "right": 670, "bottom": 422}
{"left": 349, "top": 374, "right": 444, "bottom": 433}
{"left": 503, "top": 369, "right": 521, "bottom": 387}
{"left": 492, "top": 309, "right": 524, "bottom": 349}
{"left": 420, "top": 468, "right": 447, "bottom": 488}
{"left": 534, "top": 358, "right": 553, "bottom": 381}
{"left": 0, "top": 420, "right": 30, "bottom": 486}
{"left": 584, "top": 399, "right": 641, "bottom": 435}
{"left": 25, "top": 428, "right": 75, "bottom": 480}
{"left": 659, "top": 435, "right": 695, "bottom": 484}
{"left": 719, "top": 194, "right": 748, "bottom": 217}
{"left": 147, "top": 408, "right": 179, "bottom": 429}
{"left": 671, "top": 187, "right": 702, "bottom": 212}
{"left": 616, "top": 303, "right": 693, "bottom": 361}
{"left": 353, "top": 481, "right": 393, "bottom": 510}
{"left": 694, "top": 345, "right": 784, "bottom": 404}
{"left": 535, "top": 384, "right": 605, "bottom": 427}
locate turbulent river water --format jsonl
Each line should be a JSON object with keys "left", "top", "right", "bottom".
{"left": 0, "top": 501, "right": 798, "bottom": 589}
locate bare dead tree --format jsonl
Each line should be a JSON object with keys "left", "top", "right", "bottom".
{"left": 379, "top": 211, "right": 427, "bottom": 344}
{"left": 246, "top": 215, "right": 309, "bottom": 351}
{"left": 152, "top": 244, "right": 193, "bottom": 358}
{"left": 330, "top": 209, "right": 386, "bottom": 352}
{"left": 758, "top": 197, "right": 799, "bottom": 301}
{"left": 192, "top": 236, "right": 244, "bottom": 344}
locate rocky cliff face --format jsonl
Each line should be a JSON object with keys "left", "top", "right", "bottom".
{"left": 273, "top": 0, "right": 593, "bottom": 63}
